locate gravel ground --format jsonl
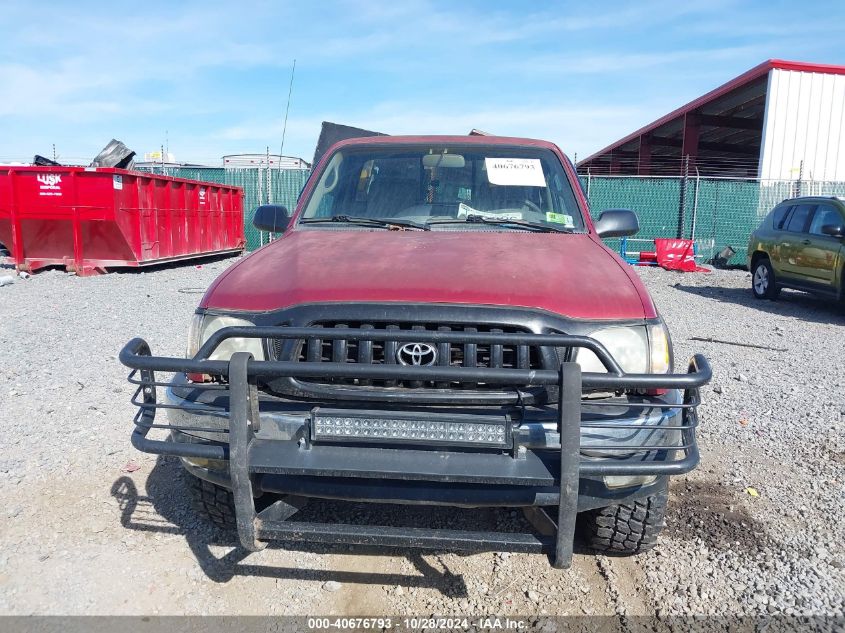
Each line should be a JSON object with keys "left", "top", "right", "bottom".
{"left": 0, "top": 258, "right": 843, "bottom": 618}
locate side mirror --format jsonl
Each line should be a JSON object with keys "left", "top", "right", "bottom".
{"left": 821, "top": 224, "right": 845, "bottom": 238}
{"left": 594, "top": 209, "right": 639, "bottom": 238}
{"left": 252, "top": 205, "right": 290, "bottom": 233}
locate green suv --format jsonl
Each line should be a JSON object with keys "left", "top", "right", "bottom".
{"left": 748, "top": 196, "right": 845, "bottom": 302}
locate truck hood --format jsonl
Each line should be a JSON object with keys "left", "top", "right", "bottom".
{"left": 202, "top": 229, "right": 655, "bottom": 320}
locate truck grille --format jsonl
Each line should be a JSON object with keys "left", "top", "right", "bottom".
{"left": 270, "top": 321, "right": 545, "bottom": 390}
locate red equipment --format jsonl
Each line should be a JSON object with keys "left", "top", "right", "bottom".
{"left": 638, "top": 250, "right": 658, "bottom": 265}
{"left": 654, "top": 238, "right": 708, "bottom": 272}
{"left": 0, "top": 166, "right": 244, "bottom": 276}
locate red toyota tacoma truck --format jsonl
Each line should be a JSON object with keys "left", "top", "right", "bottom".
{"left": 121, "top": 135, "right": 709, "bottom": 568}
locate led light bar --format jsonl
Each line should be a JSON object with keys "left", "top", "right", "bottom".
{"left": 311, "top": 409, "right": 511, "bottom": 448}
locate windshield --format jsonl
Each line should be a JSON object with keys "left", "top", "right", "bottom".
{"left": 300, "top": 144, "right": 585, "bottom": 231}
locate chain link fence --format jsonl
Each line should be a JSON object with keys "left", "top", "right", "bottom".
{"left": 139, "top": 166, "right": 311, "bottom": 250}
{"left": 579, "top": 174, "right": 845, "bottom": 266}
{"left": 138, "top": 164, "right": 844, "bottom": 264}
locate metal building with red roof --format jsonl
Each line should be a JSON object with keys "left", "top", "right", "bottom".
{"left": 577, "top": 60, "right": 845, "bottom": 180}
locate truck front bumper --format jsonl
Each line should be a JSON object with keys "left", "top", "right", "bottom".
{"left": 163, "top": 373, "right": 684, "bottom": 510}
{"left": 121, "top": 327, "right": 710, "bottom": 568}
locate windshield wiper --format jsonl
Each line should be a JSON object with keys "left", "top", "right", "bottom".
{"left": 428, "top": 215, "right": 574, "bottom": 233}
{"left": 301, "top": 215, "right": 430, "bottom": 231}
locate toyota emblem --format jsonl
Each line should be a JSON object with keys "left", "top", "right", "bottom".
{"left": 396, "top": 342, "right": 438, "bottom": 366}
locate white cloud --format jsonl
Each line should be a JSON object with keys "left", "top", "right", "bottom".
{"left": 501, "top": 43, "right": 773, "bottom": 76}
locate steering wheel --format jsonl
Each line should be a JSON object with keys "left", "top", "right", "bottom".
{"left": 523, "top": 199, "right": 543, "bottom": 215}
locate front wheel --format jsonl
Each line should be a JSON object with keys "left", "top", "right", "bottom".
{"left": 752, "top": 258, "right": 780, "bottom": 300}
{"left": 580, "top": 486, "right": 668, "bottom": 555}
{"left": 187, "top": 474, "right": 236, "bottom": 529}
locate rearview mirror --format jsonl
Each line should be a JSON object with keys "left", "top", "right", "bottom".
{"left": 594, "top": 209, "right": 639, "bottom": 238}
{"left": 821, "top": 224, "right": 845, "bottom": 238}
{"left": 253, "top": 205, "right": 290, "bottom": 233}
{"left": 422, "top": 153, "right": 466, "bottom": 169}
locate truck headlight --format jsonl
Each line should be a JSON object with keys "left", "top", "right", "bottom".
{"left": 186, "top": 313, "right": 265, "bottom": 361}
{"left": 575, "top": 322, "right": 671, "bottom": 374}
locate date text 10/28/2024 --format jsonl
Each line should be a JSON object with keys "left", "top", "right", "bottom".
{"left": 307, "top": 617, "right": 528, "bottom": 630}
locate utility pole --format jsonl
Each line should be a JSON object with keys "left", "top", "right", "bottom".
{"left": 266, "top": 145, "right": 271, "bottom": 205}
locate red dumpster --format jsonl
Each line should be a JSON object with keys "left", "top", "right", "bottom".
{"left": 0, "top": 166, "right": 245, "bottom": 276}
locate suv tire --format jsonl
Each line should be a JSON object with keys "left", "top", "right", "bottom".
{"left": 581, "top": 486, "right": 667, "bottom": 555}
{"left": 187, "top": 475, "right": 236, "bottom": 529}
{"left": 751, "top": 257, "right": 780, "bottom": 300}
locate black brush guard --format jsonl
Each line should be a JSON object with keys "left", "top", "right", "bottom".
{"left": 120, "top": 327, "right": 711, "bottom": 568}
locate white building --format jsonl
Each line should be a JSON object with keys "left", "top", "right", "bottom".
{"left": 759, "top": 64, "right": 845, "bottom": 180}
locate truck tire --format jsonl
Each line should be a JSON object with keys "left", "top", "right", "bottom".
{"left": 581, "top": 487, "right": 668, "bottom": 555}
{"left": 187, "top": 475, "right": 236, "bottom": 529}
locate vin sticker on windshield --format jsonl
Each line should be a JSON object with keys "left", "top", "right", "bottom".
{"left": 546, "top": 212, "right": 574, "bottom": 227}
{"left": 458, "top": 202, "right": 523, "bottom": 220}
{"left": 485, "top": 158, "right": 546, "bottom": 187}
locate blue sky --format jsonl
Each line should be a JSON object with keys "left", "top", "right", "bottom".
{"left": 2, "top": 0, "right": 844, "bottom": 166}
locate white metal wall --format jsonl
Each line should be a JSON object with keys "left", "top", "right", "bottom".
{"left": 759, "top": 68, "right": 845, "bottom": 181}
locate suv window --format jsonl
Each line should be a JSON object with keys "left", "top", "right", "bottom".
{"left": 772, "top": 205, "right": 792, "bottom": 229}
{"left": 785, "top": 204, "right": 814, "bottom": 233}
{"left": 809, "top": 204, "right": 844, "bottom": 235}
